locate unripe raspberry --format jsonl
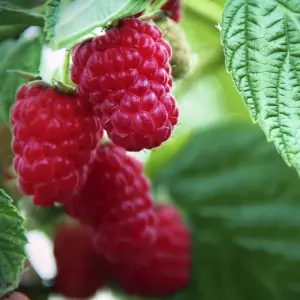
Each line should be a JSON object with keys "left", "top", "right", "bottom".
{"left": 112, "top": 204, "right": 191, "bottom": 297}
{"left": 71, "top": 18, "right": 179, "bottom": 151}
{"left": 155, "top": 16, "right": 191, "bottom": 79}
{"left": 53, "top": 222, "right": 108, "bottom": 299}
{"left": 11, "top": 82, "right": 103, "bottom": 206}
{"left": 64, "top": 142, "right": 157, "bottom": 263}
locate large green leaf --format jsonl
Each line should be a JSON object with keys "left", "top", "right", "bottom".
{"left": 0, "top": 189, "right": 27, "bottom": 297}
{"left": 50, "top": 0, "right": 157, "bottom": 49}
{"left": 0, "top": 30, "right": 43, "bottom": 124}
{"left": 149, "top": 122, "right": 300, "bottom": 300}
{"left": 221, "top": 0, "right": 300, "bottom": 173}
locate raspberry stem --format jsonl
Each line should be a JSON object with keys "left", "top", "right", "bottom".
{"left": 61, "top": 49, "right": 73, "bottom": 86}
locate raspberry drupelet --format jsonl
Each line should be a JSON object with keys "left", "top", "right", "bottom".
{"left": 71, "top": 18, "right": 179, "bottom": 151}
{"left": 11, "top": 82, "right": 103, "bottom": 206}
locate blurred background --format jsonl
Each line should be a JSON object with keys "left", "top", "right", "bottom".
{"left": 2, "top": 0, "right": 300, "bottom": 300}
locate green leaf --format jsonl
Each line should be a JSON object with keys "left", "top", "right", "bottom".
{"left": 0, "top": 4, "right": 44, "bottom": 26}
{"left": 145, "top": 131, "right": 191, "bottom": 181}
{"left": 0, "top": 25, "right": 28, "bottom": 42}
{"left": 0, "top": 0, "right": 46, "bottom": 9}
{"left": 0, "top": 189, "right": 27, "bottom": 298}
{"left": 44, "top": 0, "right": 63, "bottom": 44}
{"left": 152, "top": 121, "right": 300, "bottom": 299}
{"left": 221, "top": 0, "right": 300, "bottom": 173}
{"left": 51, "top": 0, "right": 154, "bottom": 49}
{"left": 0, "top": 30, "right": 43, "bottom": 124}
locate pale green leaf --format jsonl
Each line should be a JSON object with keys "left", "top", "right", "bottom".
{"left": 52, "top": 0, "right": 154, "bottom": 49}
{"left": 0, "top": 189, "right": 27, "bottom": 297}
{"left": 221, "top": 0, "right": 300, "bottom": 172}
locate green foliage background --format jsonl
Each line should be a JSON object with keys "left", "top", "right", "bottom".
{"left": 1, "top": 0, "right": 300, "bottom": 299}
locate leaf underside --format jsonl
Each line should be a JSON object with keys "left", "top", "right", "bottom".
{"left": 221, "top": 0, "right": 300, "bottom": 172}
{"left": 51, "top": 0, "right": 154, "bottom": 49}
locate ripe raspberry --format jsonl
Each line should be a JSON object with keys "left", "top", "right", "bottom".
{"left": 71, "top": 18, "right": 179, "bottom": 151}
{"left": 53, "top": 222, "right": 108, "bottom": 299}
{"left": 64, "top": 142, "right": 157, "bottom": 263}
{"left": 11, "top": 82, "right": 103, "bottom": 206}
{"left": 161, "top": 0, "right": 183, "bottom": 23}
{"left": 112, "top": 204, "right": 191, "bottom": 297}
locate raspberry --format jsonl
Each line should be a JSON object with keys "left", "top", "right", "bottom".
{"left": 11, "top": 82, "right": 103, "bottom": 206}
{"left": 64, "top": 142, "right": 157, "bottom": 263}
{"left": 53, "top": 222, "right": 108, "bottom": 299}
{"left": 161, "top": 0, "right": 183, "bottom": 23}
{"left": 71, "top": 18, "right": 179, "bottom": 151}
{"left": 112, "top": 204, "right": 191, "bottom": 297}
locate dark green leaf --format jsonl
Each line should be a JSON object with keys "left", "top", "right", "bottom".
{"left": 151, "top": 122, "right": 300, "bottom": 299}
{"left": 0, "top": 189, "right": 27, "bottom": 298}
{"left": 221, "top": 0, "right": 300, "bottom": 173}
{"left": 0, "top": 4, "right": 44, "bottom": 26}
{"left": 51, "top": 0, "right": 157, "bottom": 49}
{"left": 0, "top": 25, "right": 28, "bottom": 42}
{"left": 0, "top": 0, "right": 46, "bottom": 9}
{"left": 0, "top": 30, "right": 43, "bottom": 124}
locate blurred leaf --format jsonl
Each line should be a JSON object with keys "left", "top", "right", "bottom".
{"left": 221, "top": 0, "right": 300, "bottom": 174}
{"left": 0, "top": 0, "right": 46, "bottom": 9}
{"left": 0, "top": 3, "right": 44, "bottom": 26}
{"left": 150, "top": 121, "right": 300, "bottom": 299}
{"left": 0, "top": 30, "right": 43, "bottom": 125}
{"left": 0, "top": 25, "right": 28, "bottom": 42}
{"left": 51, "top": 0, "right": 156, "bottom": 49}
{"left": 145, "top": 131, "right": 191, "bottom": 180}
{"left": 0, "top": 189, "right": 27, "bottom": 298}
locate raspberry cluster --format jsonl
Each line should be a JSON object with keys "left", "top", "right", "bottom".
{"left": 71, "top": 18, "right": 179, "bottom": 151}
{"left": 54, "top": 205, "right": 190, "bottom": 298}
{"left": 10, "top": 16, "right": 189, "bottom": 300}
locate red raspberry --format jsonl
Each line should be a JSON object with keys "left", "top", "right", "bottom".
{"left": 53, "top": 222, "right": 108, "bottom": 299}
{"left": 71, "top": 18, "right": 179, "bottom": 151}
{"left": 161, "top": 0, "right": 183, "bottom": 22}
{"left": 112, "top": 204, "right": 191, "bottom": 297}
{"left": 11, "top": 83, "right": 103, "bottom": 206}
{"left": 64, "top": 142, "right": 157, "bottom": 263}
{"left": 134, "top": 0, "right": 183, "bottom": 22}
